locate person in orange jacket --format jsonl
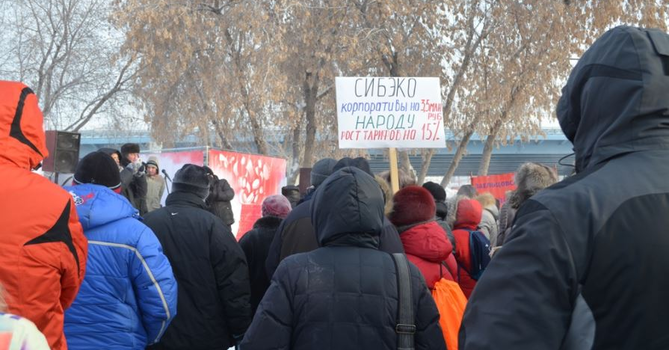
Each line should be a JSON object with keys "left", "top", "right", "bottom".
{"left": 0, "top": 81, "right": 88, "bottom": 350}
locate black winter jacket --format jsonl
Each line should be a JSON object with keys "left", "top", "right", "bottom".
{"left": 461, "top": 26, "right": 669, "bottom": 350}
{"left": 143, "top": 191, "right": 252, "bottom": 350}
{"left": 265, "top": 196, "right": 405, "bottom": 279}
{"left": 206, "top": 178, "right": 235, "bottom": 226}
{"left": 119, "top": 158, "right": 148, "bottom": 215}
{"left": 241, "top": 167, "right": 445, "bottom": 350}
{"left": 239, "top": 215, "right": 282, "bottom": 314}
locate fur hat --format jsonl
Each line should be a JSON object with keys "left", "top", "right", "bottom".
{"left": 262, "top": 194, "right": 292, "bottom": 219}
{"left": 422, "top": 181, "right": 446, "bottom": 202}
{"left": 389, "top": 186, "right": 436, "bottom": 227}
{"left": 310, "top": 158, "right": 337, "bottom": 188}
{"left": 120, "top": 143, "right": 140, "bottom": 155}
{"left": 172, "top": 164, "right": 210, "bottom": 199}
{"left": 509, "top": 162, "right": 558, "bottom": 209}
{"left": 375, "top": 175, "right": 393, "bottom": 216}
{"left": 73, "top": 152, "right": 122, "bottom": 190}
{"left": 377, "top": 169, "right": 416, "bottom": 189}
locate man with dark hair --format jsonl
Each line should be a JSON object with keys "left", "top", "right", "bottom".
{"left": 0, "top": 81, "right": 87, "bottom": 350}
{"left": 144, "top": 164, "right": 252, "bottom": 350}
{"left": 461, "top": 26, "right": 669, "bottom": 350}
{"left": 120, "top": 143, "right": 148, "bottom": 215}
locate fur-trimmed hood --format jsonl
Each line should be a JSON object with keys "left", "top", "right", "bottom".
{"left": 508, "top": 162, "right": 558, "bottom": 209}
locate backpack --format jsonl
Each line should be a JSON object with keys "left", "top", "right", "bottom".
{"left": 431, "top": 277, "right": 467, "bottom": 350}
{"left": 465, "top": 229, "right": 491, "bottom": 280}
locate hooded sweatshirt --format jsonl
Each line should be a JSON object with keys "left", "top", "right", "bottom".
{"left": 461, "top": 26, "right": 669, "bottom": 350}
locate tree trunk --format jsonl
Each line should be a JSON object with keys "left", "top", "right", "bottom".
{"left": 287, "top": 123, "right": 303, "bottom": 185}
{"left": 441, "top": 130, "right": 474, "bottom": 187}
{"left": 417, "top": 149, "right": 435, "bottom": 184}
{"left": 301, "top": 72, "right": 319, "bottom": 167}
{"left": 478, "top": 119, "right": 504, "bottom": 176}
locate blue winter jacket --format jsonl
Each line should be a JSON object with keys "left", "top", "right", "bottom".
{"left": 63, "top": 184, "right": 177, "bottom": 350}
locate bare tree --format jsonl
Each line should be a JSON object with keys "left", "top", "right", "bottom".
{"left": 1, "top": 0, "right": 138, "bottom": 131}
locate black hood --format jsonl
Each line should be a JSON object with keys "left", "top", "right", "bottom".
{"left": 311, "top": 167, "right": 384, "bottom": 247}
{"left": 557, "top": 26, "right": 669, "bottom": 172}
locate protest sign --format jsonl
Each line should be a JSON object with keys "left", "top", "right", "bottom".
{"left": 336, "top": 77, "right": 446, "bottom": 149}
{"left": 470, "top": 173, "right": 516, "bottom": 203}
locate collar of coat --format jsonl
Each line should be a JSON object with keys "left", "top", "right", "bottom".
{"left": 165, "top": 191, "right": 208, "bottom": 209}
{"left": 253, "top": 216, "right": 283, "bottom": 230}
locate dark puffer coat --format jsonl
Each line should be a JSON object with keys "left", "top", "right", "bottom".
{"left": 264, "top": 195, "right": 405, "bottom": 279}
{"left": 461, "top": 26, "right": 669, "bottom": 350}
{"left": 238, "top": 216, "right": 283, "bottom": 314}
{"left": 143, "top": 191, "right": 252, "bottom": 350}
{"left": 241, "top": 167, "right": 445, "bottom": 350}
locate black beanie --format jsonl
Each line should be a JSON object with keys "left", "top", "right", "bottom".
{"left": 422, "top": 181, "right": 446, "bottom": 202}
{"left": 172, "top": 164, "right": 210, "bottom": 199}
{"left": 73, "top": 152, "right": 122, "bottom": 190}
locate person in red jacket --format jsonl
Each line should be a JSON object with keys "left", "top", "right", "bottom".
{"left": 389, "top": 186, "right": 458, "bottom": 289}
{"left": 0, "top": 81, "right": 88, "bottom": 350}
{"left": 452, "top": 197, "right": 483, "bottom": 298}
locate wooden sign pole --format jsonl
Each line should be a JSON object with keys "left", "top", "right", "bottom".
{"left": 388, "top": 147, "right": 400, "bottom": 193}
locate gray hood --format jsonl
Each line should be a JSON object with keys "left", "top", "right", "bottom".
{"left": 557, "top": 26, "right": 669, "bottom": 172}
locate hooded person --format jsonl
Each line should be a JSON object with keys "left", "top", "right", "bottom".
{"left": 145, "top": 156, "right": 166, "bottom": 213}
{"left": 143, "top": 164, "right": 252, "bottom": 350}
{"left": 451, "top": 197, "right": 483, "bottom": 298}
{"left": 461, "top": 26, "right": 669, "bottom": 350}
{"left": 239, "top": 195, "right": 292, "bottom": 314}
{"left": 119, "top": 143, "right": 148, "bottom": 215}
{"left": 389, "top": 186, "right": 458, "bottom": 288}
{"left": 264, "top": 157, "right": 338, "bottom": 279}
{"left": 0, "top": 81, "right": 88, "bottom": 350}
{"left": 63, "top": 152, "right": 177, "bottom": 349}
{"left": 241, "top": 167, "right": 446, "bottom": 350}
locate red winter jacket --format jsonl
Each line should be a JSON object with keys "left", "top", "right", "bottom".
{"left": 399, "top": 221, "right": 458, "bottom": 289}
{"left": 0, "top": 81, "right": 88, "bottom": 350}
{"left": 453, "top": 199, "right": 483, "bottom": 298}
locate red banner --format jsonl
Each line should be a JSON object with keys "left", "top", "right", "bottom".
{"left": 207, "top": 150, "right": 286, "bottom": 240}
{"left": 470, "top": 173, "right": 516, "bottom": 203}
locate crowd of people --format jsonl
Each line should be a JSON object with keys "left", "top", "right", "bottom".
{"left": 1, "top": 25, "right": 668, "bottom": 350}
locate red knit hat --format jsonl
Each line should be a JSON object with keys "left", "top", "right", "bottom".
{"left": 262, "top": 194, "right": 292, "bottom": 219}
{"left": 389, "top": 186, "right": 436, "bottom": 227}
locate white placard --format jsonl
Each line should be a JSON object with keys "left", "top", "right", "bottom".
{"left": 336, "top": 77, "right": 446, "bottom": 149}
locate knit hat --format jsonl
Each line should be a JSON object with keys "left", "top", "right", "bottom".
{"left": 73, "top": 152, "right": 122, "bottom": 190}
{"left": 422, "top": 181, "right": 446, "bottom": 202}
{"left": 262, "top": 194, "right": 292, "bottom": 219}
{"left": 172, "top": 164, "right": 210, "bottom": 199}
{"left": 310, "top": 158, "right": 337, "bottom": 188}
{"left": 146, "top": 156, "right": 159, "bottom": 171}
{"left": 120, "top": 143, "right": 140, "bottom": 156}
{"left": 389, "top": 186, "right": 436, "bottom": 227}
